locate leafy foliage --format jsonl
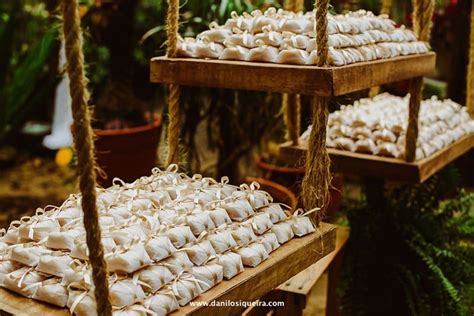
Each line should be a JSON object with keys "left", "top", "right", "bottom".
{"left": 340, "top": 166, "right": 474, "bottom": 315}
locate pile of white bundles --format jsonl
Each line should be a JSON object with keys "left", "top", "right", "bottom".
{"left": 300, "top": 94, "right": 474, "bottom": 160}
{"left": 0, "top": 165, "right": 317, "bottom": 315}
{"left": 177, "top": 7, "right": 429, "bottom": 66}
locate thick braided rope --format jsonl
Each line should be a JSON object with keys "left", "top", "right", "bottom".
{"left": 60, "top": 0, "right": 111, "bottom": 314}
{"left": 467, "top": 0, "right": 474, "bottom": 118}
{"left": 282, "top": 0, "right": 304, "bottom": 145}
{"left": 381, "top": 0, "right": 392, "bottom": 15}
{"left": 301, "top": 0, "right": 331, "bottom": 225}
{"left": 166, "top": 0, "right": 181, "bottom": 165}
{"left": 405, "top": 0, "right": 433, "bottom": 161}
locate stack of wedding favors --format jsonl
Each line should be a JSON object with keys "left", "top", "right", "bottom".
{"left": 0, "top": 166, "right": 316, "bottom": 315}
{"left": 177, "top": 8, "right": 429, "bottom": 66}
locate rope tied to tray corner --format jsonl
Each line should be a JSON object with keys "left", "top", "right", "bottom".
{"left": 467, "top": 0, "right": 474, "bottom": 118}
{"left": 166, "top": 0, "right": 181, "bottom": 165}
{"left": 301, "top": 0, "right": 332, "bottom": 226}
{"left": 405, "top": 0, "right": 434, "bottom": 162}
{"left": 60, "top": 0, "right": 111, "bottom": 314}
{"left": 282, "top": 0, "right": 304, "bottom": 146}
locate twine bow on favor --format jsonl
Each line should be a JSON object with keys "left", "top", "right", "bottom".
{"left": 17, "top": 267, "right": 35, "bottom": 288}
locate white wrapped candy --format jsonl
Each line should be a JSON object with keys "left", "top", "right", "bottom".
{"left": 259, "top": 204, "right": 288, "bottom": 224}
{"left": 247, "top": 213, "right": 273, "bottom": 235}
{"left": 172, "top": 272, "right": 205, "bottom": 306}
{"left": 18, "top": 213, "right": 60, "bottom": 241}
{"left": 144, "top": 235, "right": 176, "bottom": 262}
{"left": 222, "top": 198, "right": 254, "bottom": 222}
{"left": 207, "top": 207, "right": 232, "bottom": 227}
{"left": 110, "top": 224, "right": 148, "bottom": 246}
{"left": 184, "top": 238, "right": 216, "bottom": 266}
{"left": 3, "top": 221, "right": 21, "bottom": 244}
{"left": 71, "top": 236, "right": 116, "bottom": 260}
{"left": 32, "top": 278, "right": 68, "bottom": 307}
{"left": 271, "top": 222, "right": 294, "bottom": 244}
{"left": 235, "top": 242, "right": 269, "bottom": 267}
{"left": 167, "top": 225, "right": 196, "bottom": 249}
{"left": 0, "top": 260, "right": 21, "bottom": 286}
{"left": 10, "top": 244, "right": 50, "bottom": 266}
{"left": 46, "top": 229, "right": 82, "bottom": 250}
{"left": 239, "top": 182, "right": 272, "bottom": 209}
{"left": 106, "top": 243, "right": 152, "bottom": 274}
{"left": 186, "top": 212, "right": 216, "bottom": 236}
{"left": 144, "top": 289, "right": 179, "bottom": 316}
{"left": 162, "top": 252, "right": 194, "bottom": 275}
{"left": 110, "top": 278, "right": 146, "bottom": 308}
{"left": 229, "top": 223, "right": 257, "bottom": 246}
{"left": 220, "top": 46, "right": 249, "bottom": 61}
{"left": 289, "top": 214, "right": 316, "bottom": 237}
{"left": 215, "top": 252, "right": 244, "bottom": 280}
{"left": 3, "top": 267, "right": 48, "bottom": 297}
{"left": 37, "top": 251, "right": 73, "bottom": 277}
{"left": 259, "top": 232, "right": 280, "bottom": 254}
{"left": 209, "top": 230, "right": 238, "bottom": 254}
{"left": 55, "top": 206, "right": 82, "bottom": 226}
{"left": 136, "top": 264, "right": 175, "bottom": 293}
{"left": 192, "top": 263, "right": 224, "bottom": 292}
{"left": 67, "top": 287, "right": 97, "bottom": 316}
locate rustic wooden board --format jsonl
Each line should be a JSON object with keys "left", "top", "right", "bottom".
{"left": 150, "top": 53, "right": 435, "bottom": 96}
{"left": 0, "top": 223, "right": 336, "bottom": 316}
{"left": 278, "top": 133, "right": 474, "bottom": 183}
{"left": 277, "top": 226, "right": 349, "bottom": 297}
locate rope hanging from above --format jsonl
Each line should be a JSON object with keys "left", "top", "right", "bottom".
{"left": 301, "top": 0, "right": 332, "bottom": 225}
{"left": 60, "top": 0, "right": 111, "bottom": 314}
{"left": 282, "top": 0, "right": 304, "bottom": 146}
{"left": 467, "top": 0, "right": 474, "bottom": 118}
{"left": 405, "top": 0, "right": 434, "bottom": 162}
{"left": 166, "top": 0, "right": 181, "bottom": 165}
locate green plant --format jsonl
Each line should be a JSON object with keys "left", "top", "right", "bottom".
{"left": 0, "top": 1, "right": 59, "bottom": 142}
{"left": 340, "top": 166, "right": 474, "bottom": 315}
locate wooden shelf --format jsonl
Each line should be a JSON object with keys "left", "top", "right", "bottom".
{"left": 0, "top": 223, "right": 336, "bottom": 316}
{"left": 150, "top": 53, "right": 435, "bottom": 96}
{"left": 278, "top": 134, "right": 474, "bottom": 183}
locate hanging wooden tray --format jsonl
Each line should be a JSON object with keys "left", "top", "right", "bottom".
{"left": 150, "top": 53, "right": 435, "bottom": 96}
{"left": 278, "top": 133, "right": 474, "bottom": 183}
{"left": 0, "top": 223, "right": 336, "bottom": 316}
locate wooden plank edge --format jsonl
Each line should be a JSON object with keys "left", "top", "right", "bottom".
{"left": 172, "top": 223, "right": 336, "bottom": 316}
{"left": 277, "top": 226, "right": 350, "bottom": 297}
{"left": 0, "top": 288, "right": 69, "bottom": 316}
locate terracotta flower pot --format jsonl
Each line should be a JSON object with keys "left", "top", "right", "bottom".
{"left": 94, "top": 117, "right": 162, "bottom": 187}
{"left": 243, "top": 176, "right": 298, "bottom": 210}
{"left": 255, "top": 154, "right": 343, "bottom": 216}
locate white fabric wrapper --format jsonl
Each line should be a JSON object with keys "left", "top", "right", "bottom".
{"left": 0, "top": 260, "right": 22, "bottom": 286}
{"left": 260, "top": 232, "right": 280, "bottom": 254}
{"left": 162, "top": 252, "right": 194, "bottom": 275}
{"left": 192, "top": 263, "right": 223, "bottom": 292}
{"left": 260, "top": 204, "right": 288, "bottom": 223}
{"left": 235, "top": 242, "right": 269, "bottom": 267}
{"left": 32, "top": 278, "right": 68, "bottom": 307}
{"left": 3, "top": 267, "right": 48, "bottom": 297}
{"left": 36, "top": 252, "right": 73, "bottom": 277}
{"left": 230, "top": 223, "right": 257, "bottom": 246}
{"left": 172, "top": 273, "right": 204, "bottom": 306}
{"left": 110, "top": 224, "right": 148, "bottom": 246}
{"left": 71, "top": 236, "right": 116, "bottom": 260}
{"left": 290, "top": 216, "right": 316, "bottom": 237}
{"left": 247, "top": 213, "right": 273, "bottom": 235}
{"left": 55, "top": 206, "right": 82, "bottom": 226}
{"left": 110, "top": 278, "right": 146, "bottom": 308}
{"left": 209, "top": 230, "right": 238, "bottom": 254}
{"left": 215, "top": 252, "right": 244, "bottom": 280}
{"left": 144, "top": 235, "right": 176, "bottom": 261}
{"left": 208, "top": 207, "right": 232, "bottom": 227}
{"left": 10, "top": 244, "right": 50, "bottom": 266}
{"left": 271, "top": 222, "right": 295, "bottom": 244}
{"left": 3, "top": 227, "right": 20, "bottom": 244}
{"left": 145, "top": 288, "right": 179, "bottom": 315}
{"left": 106, "top": 243, "right": 152, "bottom": 273}
{"left": 67, "top": 289, "right": 97, "bottom": 316}
{"left": 19, "top": 217, "right": 60, "bottom": 241}
{"left": 167, "top": 226, "right": 196, "bottom": 249}
{"left": 62, "top": 265, "right": 92, "bottom": 287}
{"left": 184, "top": 239, "right": 216, "bottom": 266}
{"left": 222, "top": 198, "right": 254, "bottom": 222}
{"left": 46, "top": 229, "right": 82, "bottom": 250}
{"left": 136, "top": 264, "right": 175, "bottom": 293}
{"left": 186, "top": 212, "right": 216, "bottom": 236}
